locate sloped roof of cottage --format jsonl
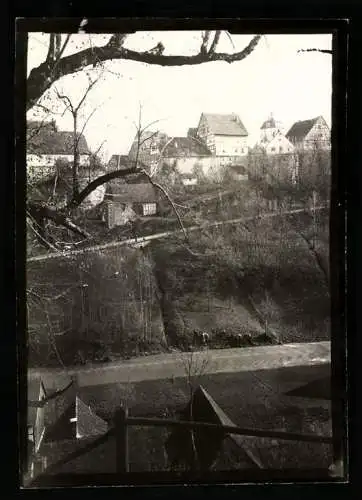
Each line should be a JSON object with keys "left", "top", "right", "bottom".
{"left": 27, "top": 121, "right": 91, "bottom": 155}
{"left": 128, "top": 130, "right": 168, "bottom": 156}
{"left": 106, "top": 183, "right": 158, "bottom": 203}
{"left": 286, "top": 116, "right": 324, "bottom": 141}
{"left": 200, "top": 113, "right": 248, "bottom": 136}
{"left": 163, "top": 137, "right": 212, "bottom": 157}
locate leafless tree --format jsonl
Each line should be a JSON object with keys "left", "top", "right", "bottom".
{"left": 26, "top": 31, "right": 262, "bottom": 248}
{"left": 53, "top": 73, "right": 103, "bottom": 199}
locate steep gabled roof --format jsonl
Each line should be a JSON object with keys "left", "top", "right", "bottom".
{"left": 200, "top": 113, "right": 248, "bottom": 136}
{"left": 286, "top": 116, "right": 324, "bottom": 142}
{"left": 27, "top": 121, "right": 91, "bottom": 155}
{"left": 163, "top": 137, "right": 212, "bottom": 157}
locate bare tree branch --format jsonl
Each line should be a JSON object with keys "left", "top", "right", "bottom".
{"left": 139, "top": 168, "right": 188, "bottom": 241}
{"left": 27, "top": 34, "right": 262, "bottom": 111}
{"left": 27, "top": 214, "right": 60, "bottom": 252}
{"left": 54, "top": 87, "right": 74, "bottom": 114}
{"left": 208, "top": 31, "right": 222, "bottom": 55}
{"left": 68, "top": 167, "right": 139, "bottom": 208}
{"left": 200, "top": 31, "right": 212, "bottom": 54}
{"left": 298, "top": 48, "right": 332, "bottom": 55}
{"left": 28, "top": 202, "right": 91, "bottom": 239}
{"left": 45, "top": 34, "right": 56, "bottom": 63}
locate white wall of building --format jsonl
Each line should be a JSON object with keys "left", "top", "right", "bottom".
{"left": 27, "top": 154, "right": 90, "bottom": 167}
{"left": 264, "top": 134, "right": 295, "bottom": 155}
{"left": 213, "top": 135, "right": 248, "bottom": 156}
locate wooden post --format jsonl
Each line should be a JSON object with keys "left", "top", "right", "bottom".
{"left": 114, "top": 406, "right": 129, "bottom": 473}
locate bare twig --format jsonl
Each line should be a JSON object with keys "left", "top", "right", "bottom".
{"left": 208, "top": 31, "right": 222, "bottom": 55}
{"left": 26, "top": 215, "right": 61, "bottom": 252}
{"left": 139, "top": 168, "right": 188, "bottom": 241}
{"left": 27, "top": 34, "right": 262, "bottom": 111}
{"left": 297, "top": 48, "right": 332, "bottom": 55}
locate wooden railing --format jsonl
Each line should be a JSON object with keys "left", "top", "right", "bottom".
{"left": 37, "top": 407, "right": 333, "bottom": 478}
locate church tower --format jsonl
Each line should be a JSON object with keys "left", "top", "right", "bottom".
{"left": 260, "top": 113, "right": 284, "bottom": 144}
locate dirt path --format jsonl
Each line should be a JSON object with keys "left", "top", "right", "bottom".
{"left": 28, "top": 341, "right": 330, "bottom": 389}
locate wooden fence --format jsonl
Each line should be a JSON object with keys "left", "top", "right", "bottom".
{"left": 32, "top": 404, "right": 333, "bottom": 479}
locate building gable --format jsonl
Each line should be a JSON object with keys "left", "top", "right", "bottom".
{"left": 163, "top": 137, "right": 212, "bottom": 158}
{"left": 27, "top": 122, "right": 91, "bottom": 156}
{"left": 198, "top": 113, "right": 248, "bottom": 137}
{"left": 264, "top": 134, "right": 295, "bottom": 154}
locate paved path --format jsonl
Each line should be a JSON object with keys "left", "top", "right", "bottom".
{"left": 28, "top": 341, "right": 330, "bottom": 389}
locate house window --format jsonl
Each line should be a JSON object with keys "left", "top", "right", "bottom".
{"left": 150, "top": 145, "right": 158, "bottom": 154}
{"left": 271, "top": 147, "right": 276, "bottom": 152}
{"left": 143, "top": 203, "right": 157, "bottom": 216}
{"left": 279, "top": 146, "right": 283, "bottom": 153}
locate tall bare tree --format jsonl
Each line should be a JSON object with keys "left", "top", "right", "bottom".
{"left": 25, "top": 31, "right": 262, "bottom": 245}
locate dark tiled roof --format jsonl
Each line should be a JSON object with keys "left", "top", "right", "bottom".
{"left": 201, "top": 113, "right": 248, "bottom": 136}
{"left": 27, "top": 121, "right": 91, "bottom": 155}
{"left": 106, "top": 183, "right": 158, "bottom": 203}
{"left": 286, "top": 117, "right": 321, "bottom": 142}
{"left": 163, "top": 137, "right": 211, "bottom": 157}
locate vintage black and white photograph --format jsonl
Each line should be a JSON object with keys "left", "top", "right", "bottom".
{"left": 19, "top": 22, "right": 347, "bottom": 487}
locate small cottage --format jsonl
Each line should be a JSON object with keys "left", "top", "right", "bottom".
{"left": 105, "top": 182, "right": 159, "bottom": 228}
{"left": 196, "top": 112, "right": 249, "bottom": 157}
{"left": 27, "top": 120, "right": 91, "bottom": 182}
{"left": 161, "top": 136, "right": 213, "bottom": 179}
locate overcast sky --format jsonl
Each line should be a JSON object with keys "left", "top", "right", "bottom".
{"left": 27, "top": 32, "right": 332, "bottom": 161}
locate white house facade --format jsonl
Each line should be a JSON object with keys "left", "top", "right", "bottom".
{"left": 27, "top": 121, "right": 91, "bottom": 182}
{"left": 196, "top": 113, "right": 249, "bottom": 157}
{"left": 263, "top": 134, "right": 295, "bottom": 155}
